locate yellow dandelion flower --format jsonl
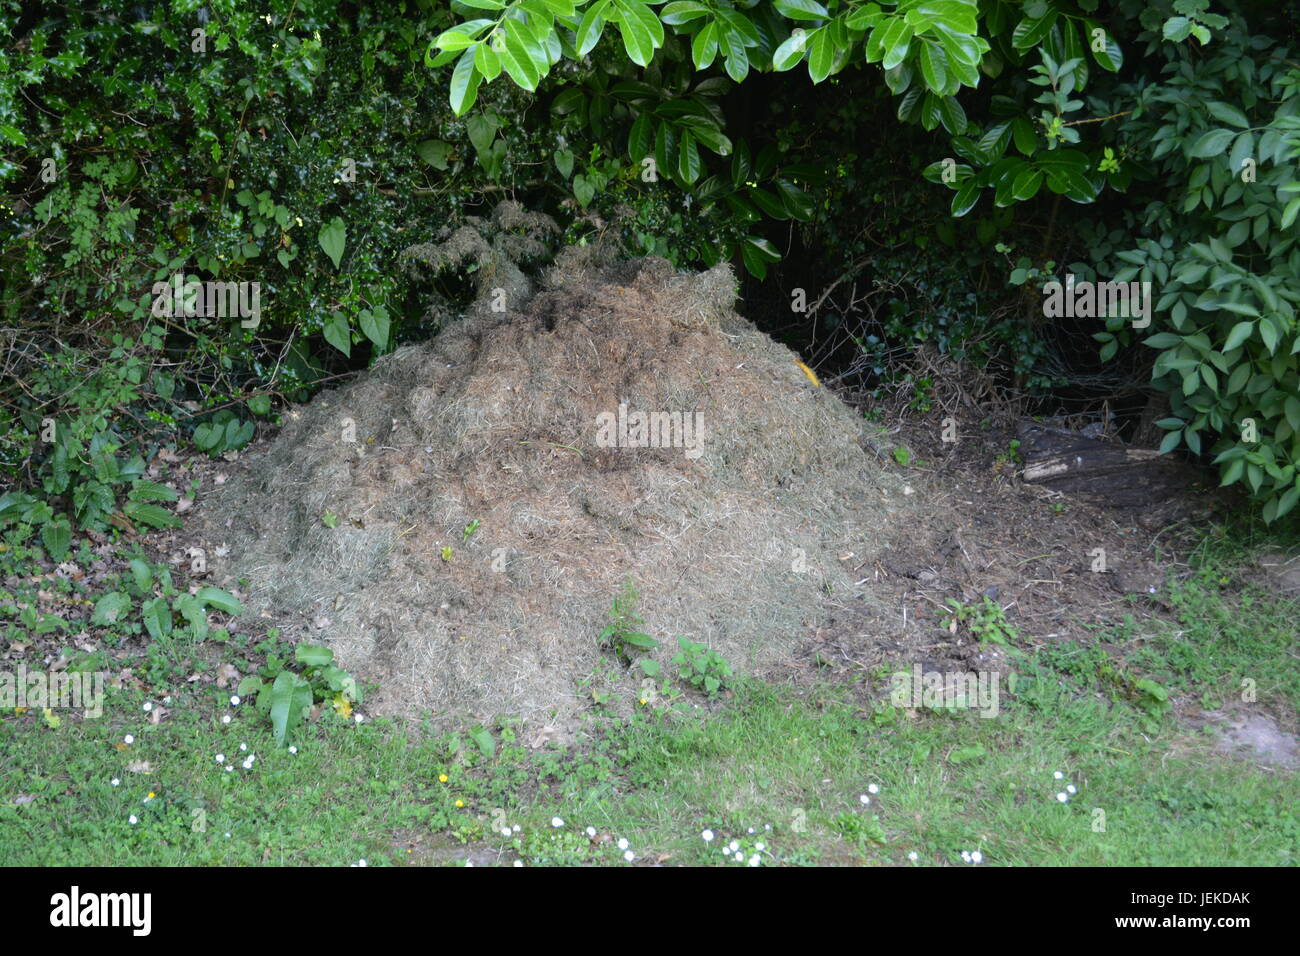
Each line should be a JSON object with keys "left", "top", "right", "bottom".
{"left": 455, "top": 799, "right": 464, "bottom": 808}
{"left": 439, "top": 773, "right": 449, "bottom": 783}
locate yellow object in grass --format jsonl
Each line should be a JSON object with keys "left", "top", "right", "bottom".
{"left": 795, "top": 360, "right": 821, "bottom": 387}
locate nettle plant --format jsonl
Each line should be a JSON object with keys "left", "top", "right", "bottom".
{"left": 598, "top": 576, "right": 661, "bottom": 674}
{"left": 671, "top": 636, "right": 733, "bottom": 697}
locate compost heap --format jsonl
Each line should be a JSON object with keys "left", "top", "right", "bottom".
{"left": 201, "top": 207, "right": 917, "bottom": 732}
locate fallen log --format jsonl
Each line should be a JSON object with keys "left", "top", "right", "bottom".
{"left": 1016, "top": 421, "right": 1200, "bottom": 508}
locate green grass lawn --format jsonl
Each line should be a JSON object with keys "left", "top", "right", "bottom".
{"left": 2, "top": 524, "right": 1296, "bottom": 866}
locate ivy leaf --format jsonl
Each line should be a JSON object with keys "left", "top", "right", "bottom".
{"left": 323, "top": 311, "right": 351, "bottom": 357}
{"left": 359, "top": 306, "right": 391, "bottom": 349}
{"left": 555, "top": 147, "right": 576, "bottom": 179}
{"left": 466, "top": 113, "right": 499, "bottom": 156}
{"left": 318, "top": 216, "right": 346, "bottom": 269}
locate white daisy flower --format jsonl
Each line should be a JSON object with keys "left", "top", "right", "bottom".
{"left": 961, "top": 850, "right": 972, "bottom": 863}
{"left": 1053, "top": 770, "right": 1064, "bottom": 780}
{"left": 239, "top": 743, "right": 248, "bottom": 751}
{"left": 142, "top": 702, "right": 152, "bottom": 712}
{"left": 586, "top": 826, "right": 597, "bottom": 837}
{"left": 222, "top": 715, "right": 232, "bottom": 724}
{"left": 860, "top": 794, "right": 871, "bottom": 805}
{"left": 129, "top": 815, "right": 139, "bottom": 825}
{"left": 868, "top": 783, "right": 880, "bottom": 794}
{"left": 755, "top": 843, "right": 765, "bottom": 852}
{"left": 513, "top": 860, "right": 524, "bottom": 867}
{"left": 230, "top": 695, "right": 241, "bottom": 706}
{"left": 748, "top": 854, "right": 760, "bottom": 867}
{"left": 111, "top": 778, "right": 120, "bottom": 786}
{"left": 1057, "top": 792, "right": 1069, "bottom": 802}
{"left": 623, "top": 850, "right": 635, "bottom": 862}
{"left": 551, "top": 817, "right": 564, "bottom": 828}
{"left": 702, "top": 829, "right": 714, "bottom": 842}
{"left": 907, "top": 851, "right": 918, "bottom": 862}
{"left": 215, "top": 754, "right": 225, "bottom": 763}
{"left": 617, "top": 838, "right": 629, "bottom": 851}
{"left": 123, "top": 734, "right": 134, "bottom": 744}
{"left": 1066, "top": 784, "right": 1077, "bottom": 794}
{"left": 971, "top": 850, "right": 983, "bottom": 864}
{"left": 502, "top": 827, "right": 513, "bottom": 837}
{"left": 289, "top": 746, "right": 298, "bottom": 755}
